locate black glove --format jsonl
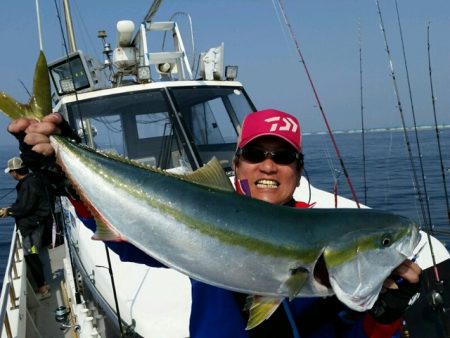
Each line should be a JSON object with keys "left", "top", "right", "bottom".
{"left": 9, "top": 117, "right": 81, "bottom": 199}
{"left": 369, "top": 280, "right": 421, "bottom": 324}
{"left": 10, "top": 118, "right": 81, "bottom": 170}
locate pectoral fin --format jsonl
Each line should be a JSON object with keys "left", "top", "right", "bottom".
{"left": 245, "top": 267, "right": 309, "bottom": 329}
{"left": 283, "top": 266, "right": 309, "bottom": 300}
{"left": 245, "top": 295, "right": 283, "bottom": 330}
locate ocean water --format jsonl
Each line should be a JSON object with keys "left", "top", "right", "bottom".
{"left": 0, "top": 129, "right": 448, "bottom": 282}
{"left": 303, "top": 128, "right": 450, "bottom": 242}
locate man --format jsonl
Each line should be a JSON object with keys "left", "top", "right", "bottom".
{"left": 7, "top": 110, "right": 423, "bottom": 337}
{"left": 0, "top": 157, "right": 52, "bottom": 300}
{"left": 190, "top": 109, "right": 422, "bottom": 338}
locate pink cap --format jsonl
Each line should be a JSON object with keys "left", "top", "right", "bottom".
{"left": 237, "top": 109, "right": 302, "bottom": 152}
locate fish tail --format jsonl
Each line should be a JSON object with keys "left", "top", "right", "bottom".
{"left": 0, "top": 51, "right": 51, "bottom": 121}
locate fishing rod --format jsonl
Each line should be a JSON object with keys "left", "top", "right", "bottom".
{"left": 375, "top": 0, "right": 445, "bottom": 294}
{"left": 393, "top": 0, "right": 436, "bottom": 235}
{"left": 358, "top": 21, "right": 368, "bottom": 205}
{"left": 54, "top": 0, "right": 94, "bottom": 148}
{"left": 393, "top": 0, "right": 442, "bottom": 241}
{"left": 18, "top": 80, "right": 32, "bottom": 98}
{"left": 375, "top": 0, "right": 432, "bottom": 231}
{"left": 0, "top": 188, "right": 15, "bottom": 203}
{"left": 427, "top": 22, "right": 450, "bottom": 227}
{"left": 377, "top": 5, "right": 450, "bottom": 337}
{"left": 274, "top": 0, "right": 361, "bottom": 208}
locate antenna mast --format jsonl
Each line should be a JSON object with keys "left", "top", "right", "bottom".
{"left": 63, "top": 0, "right": 77, "bottom": 52}
{"left": 35, "top": 0, "right": 43, "bottom": 50}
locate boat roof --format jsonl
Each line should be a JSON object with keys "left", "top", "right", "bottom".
{"left": 54, "top": 80, "right": 244, "bottom": 107}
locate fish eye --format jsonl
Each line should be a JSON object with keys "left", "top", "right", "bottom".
{"left": 381, "top": 234, "right": 392, "bottom": 247}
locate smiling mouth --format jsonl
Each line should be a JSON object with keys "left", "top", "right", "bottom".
{"left": 256, "top": 179, "right": 279, "bottom": 189}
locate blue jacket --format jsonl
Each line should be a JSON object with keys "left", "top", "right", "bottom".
{"left": 189, "top": 280, "right": 373, "bottom": 338}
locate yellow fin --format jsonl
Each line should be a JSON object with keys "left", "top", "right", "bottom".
{"left": 182, "top": 157, "right": 234, "bottom": 192}
{"left": 91, "top": 151, "right": 234, "bottom": 192}
{"left": 92, "top": 217, "right": 122, "bottom": 242}
{"left": 0, "top": 93, "right": 33, "bottom": 120}
{"left": 31, "top": 51, "right": 52, "bottom": 119}
{"left": 245, "top": 296, "right": 283, "bottom": 330}
{"left": 283, "top": 267, "right": 309, "bottom": 300}
{"left": 0, "top": 51, "right": 50, "bottom": 121}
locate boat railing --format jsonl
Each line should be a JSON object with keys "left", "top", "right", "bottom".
{"left": 0, "top": 227, "right": 26, "bottom": 338}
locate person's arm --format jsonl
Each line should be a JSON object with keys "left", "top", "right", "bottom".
{"left": 8, "top": 179, "right": 39, "bottom": 218}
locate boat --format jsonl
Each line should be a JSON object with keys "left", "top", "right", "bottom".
{"left": 0, "top": 1, "right": 448, "bottom": 337}
{"left": 0, "top": 2, "right": 362, "bottom": 337}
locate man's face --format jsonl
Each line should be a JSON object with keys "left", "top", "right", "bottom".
{"left": 9, "top": 171, "right": 19, "bottom": 181}
{"left": 234, "top": 136, "right": 300, "bottom": 205}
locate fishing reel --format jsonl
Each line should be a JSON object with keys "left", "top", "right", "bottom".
{"left": 55, "top": 306, "right": 81, "bottom": 333}
{"left": 428, "top": 281, "right": 445, "bottom": 310}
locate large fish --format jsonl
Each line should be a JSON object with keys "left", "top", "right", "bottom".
{"left": 0, "top": 52, "right": 420, "bottom": 329}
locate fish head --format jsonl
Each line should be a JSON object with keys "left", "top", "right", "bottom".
{"left": 320, "top": 212, "right": 419, "bottom": 311}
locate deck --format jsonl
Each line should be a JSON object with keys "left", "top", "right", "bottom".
{"left": 31, "top": 243, "right": 73, "bottom": 338}
{"left": 0, "top": 229, "right": 75, "bottom": 338}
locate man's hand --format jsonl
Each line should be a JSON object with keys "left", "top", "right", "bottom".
{"left": 7, "top": 113, "right": 63, "bottom": 157}
{"left": 0, "top": 208, "right": 10, "bottom": 218}
{"left": 384, "top": 259, "right": 421, "bottom": 289}
{"left": 370, "top": 259, "right": 422, "bottom": 323}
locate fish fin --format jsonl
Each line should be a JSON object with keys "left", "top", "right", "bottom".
{"left": 0, "top": 51, "right": 50, "bottom": 121}
{"left": 245, "top": 295, "right": 283, "bottom": 330}
{"left": 30, "top": 51, "right": 52, "bottom": 120}
{"left": 0, "top": 93, "right": 33, "bottom": 120}
{"left": 92, "top": 217, "right": 123, "bottom": 241}
{"left": 182, "top": 157, "right": 234, "bottom": 191}
{"left": 282, "top": 267, "right": 309, "bottom": 300}
{"left": 60, "top": 146, "right": 233, "bottom": 192}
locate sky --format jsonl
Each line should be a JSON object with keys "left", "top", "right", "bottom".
{"left": 0, "top": 0, "right": 449, "bottom": 145}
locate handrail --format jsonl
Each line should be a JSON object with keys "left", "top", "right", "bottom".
{"left": 0, "top": 227, "right": 22, "bottom": 338}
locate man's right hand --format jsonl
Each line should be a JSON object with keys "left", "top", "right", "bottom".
{"left": 7, "top": 113, "right": 63, "bottom": 156}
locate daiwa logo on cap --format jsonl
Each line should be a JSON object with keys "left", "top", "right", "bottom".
{"left": 265, "top": 116, "right": 299, "bottom": 133}
{"left": 238, "top": 109, "right": 302, "bottom": 152}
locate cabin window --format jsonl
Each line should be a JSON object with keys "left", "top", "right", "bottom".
{"left": 169, "top": 86, "right": 254, "bottom": 170}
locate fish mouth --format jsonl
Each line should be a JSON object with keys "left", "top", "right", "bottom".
{"left": 313, "top": 253, "right": 331, "bottom": 288}
{"left": 255, "top": 179, "right": 279, "bottom": 189}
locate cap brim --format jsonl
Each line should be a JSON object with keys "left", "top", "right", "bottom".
{"left": 4, "top": 168, "right": 10, "bottom": 174}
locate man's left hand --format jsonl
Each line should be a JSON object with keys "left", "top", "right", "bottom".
{"left": 0, "top": 208, "right": 10, "bottom": 218}
{"left": 384, "top": 259, "right": 421, "bottom": 289}
{"left": 370, "top": 259, "right": 422, "bottom": 323}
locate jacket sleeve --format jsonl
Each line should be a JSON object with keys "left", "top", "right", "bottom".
{"left": 8, "top": 179, "right": 39, "bottom": 218}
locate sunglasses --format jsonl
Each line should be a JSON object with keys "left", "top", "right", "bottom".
{"left": 236, "top": 147, "right": 301, "bottom": 165}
